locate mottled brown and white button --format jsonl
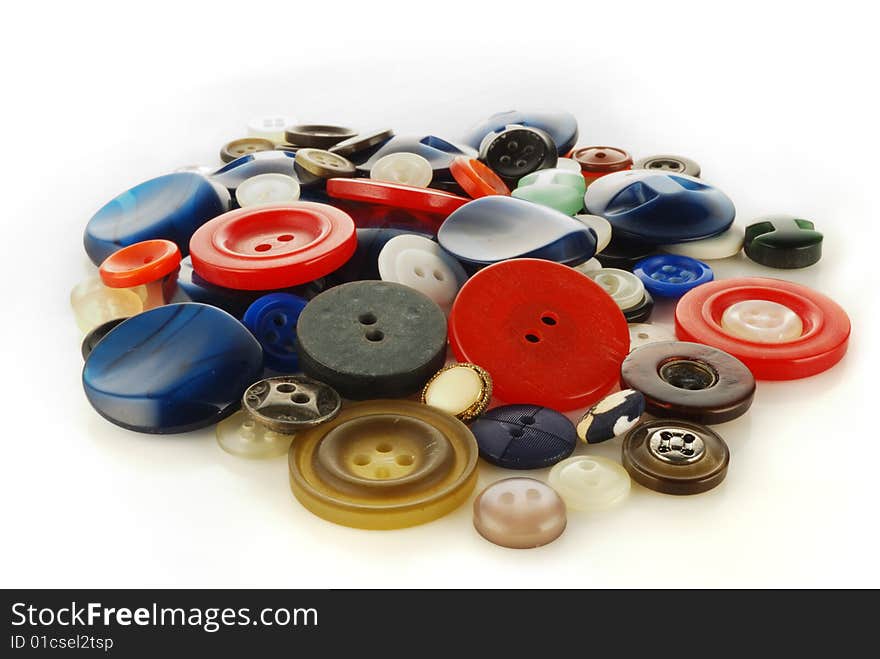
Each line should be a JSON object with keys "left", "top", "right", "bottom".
{"left": 421, "top": 363, "right": 492, "bottom": 421}
{"left": 473, "top": 478, "right": 566, "bottom": 549}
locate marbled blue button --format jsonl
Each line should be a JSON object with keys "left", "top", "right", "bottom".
{"left": 243, "top": 293, "right": 307, "bottom": 373}
{"left": 84, "top": 172, "right": 230, "bottom": 265}
{"left": 83, "top": 303, "right": 263, "bottom": 433}
{"left": 210, "top": 150, "right": 297, "bottom": 192}
{"left": 437, "top": 196, "right": 596, "bottom": 266}
{"left": 471, "top": 404, "right": 577, "bottom": 469}
{"left": 633, "top": 254, "right": 714, "bottom": 298}
{"left": 461, "top": 110, "right": 579, "bottom": 156}
{"left": 356, "top": 135, "right": 476, "bottom": 175}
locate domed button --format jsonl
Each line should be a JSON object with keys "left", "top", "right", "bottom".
{"left": 622, "top": 420, "right": 730, "bottom": 495}
{"left": 70, "top": 277, "right": 143, "bottom": 334}
{"left": 572, "top": 146, "right": 633, "bottom": 185}
{"left": 421, "top": 363, "right": 492, "bottom": 422}
{"left": 549, "top": 456, "right": 631, "bottom": 512}
{"left": 660, "top": 225, "right": 744, "bottom": 260}
{"left": 633, "top": 154, "right": 701, "bottom": 178}
{"left": 377, "top": 234, "right": 467, "bottom": 313}
{"left": 479, "top": 125, "right": 558, "bottom": 183}
{"left": 633, "top": 254, "right": 713, "bottom": 298}
{"left": 473, "top": 478, "right": 566, "bottom": 549}
{"left": 449, "top": 156, "right": 510, "bottom": 198}
{"left": 242, "top": 293, "right": 308, "bottom": 372}
{"left": 247, "top": 115, "right": 297, "bottom": 144}
{"left": 220, "top": 137, "right": 276, "bottom": 163}
{"left": 620, "top": 340, "right": 756, "bottom": 424}
{"left": 576, "top": 389, "right": 645, "bottom": 444}
{"left": 628, "top": 323, "right": 676, "bottom": 351}
{"left": 243, "top": 375, "right": 341, "bottom": 434}
{"left": 370, "top": 153, "right": 433, "bottom": 188}
{"left": 216, "top": 410, "right": 294, "bottom": 459}
{"left": 293, "top": 148, "right": 356, "bottom": 187}
{"left": 574, "top": 215, "right": 612, "bottom": 252}
{"left": 210, "top": 151, "right": 297, "bottom": 193}
{"left": 288, "top": 400, "right": 479, "bottom": 529}
{"left": 283, "top": 124, "right": 358, "bottom": 149}
{"left": 512, "top": 168, "right": 586, "bottom": 215}
{"left": 721, "top": 299, "right": 804, "bottom": 343}
{"left": 470, "top": 405, "right": 577, "bottom": 469}
{"left": 556, "top": 157, "right": 582, "bottom": 173}
{"left": 99, "top": 239, "right": 181, "bottom": 310}
{"left": 743, "top": 216, "right": 823, "bottom": 269}
{"left": 235, "top": 173, "right": 301, "bottom": 207}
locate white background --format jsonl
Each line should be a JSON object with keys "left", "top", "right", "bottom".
{"left": 2, "top": 0, "right": 877, "bottom": 588}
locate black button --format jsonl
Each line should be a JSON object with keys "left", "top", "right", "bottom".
{"left": 478, "top": 126, "right": 557, "bottom": 183}
{"left": 284, "top": 125, "right": 358, "bottom": 149}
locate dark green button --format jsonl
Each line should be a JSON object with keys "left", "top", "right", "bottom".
{"left": 744, "top": 216, "right": 823, "bottom": 269}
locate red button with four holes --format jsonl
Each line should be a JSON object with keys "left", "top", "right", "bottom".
{"left": 449, "top": 157, "right": 510, "bottom": 198}
{"left": 326, "top": 178, "right": 470, "bottom": 216}
{"left": 189, "top": 202, "right": 356, "bottom": 290}
{"left": 675, "top": 277, "right": 851, "bottom": 380}
{"left": 448, "top": 258, "right": 630, "bottom": 410}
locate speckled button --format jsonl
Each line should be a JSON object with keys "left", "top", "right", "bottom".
{"left": 479, "top": 126, "right": 557, "bottom": 183}
{"left": 473, "top": 478, "right": 566, "bottom": 549}
{"left": 634, "top": 254, "right": 713, "bottom": 298}
{"left": 743, "top": 216, "right": 823, "bottom": 269}
{"left": 576, "top": 389, "right": 646, "bottom": 444}
{"left": 216, "top": 410, "right": 294, "bottom": 459}
{"left": 471, "top": 405, "right": 577, "bottom": 469}
{"left": 377, "top": 234, "right": 467, "bottom": 313}
{"left": 549, "top": 456, "right": 631, "bottom": 512}
{"left": 421, "top": 363, "right": 492, "bottom": 421}
{"left": 633, "top": 154, "right": 701, "bottom": 177}
{"left": 221, "top": 137, "right": 275, "bottom": 163}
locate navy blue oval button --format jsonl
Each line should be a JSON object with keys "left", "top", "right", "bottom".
{"left": 83, "top": 303, "right": 263, "bottom": 434}
{"left": 471, "top": 404, "right": 577, "bottom": 469}
{"left": 633, "top": 254, "right": 713, "bottom": 298}
{"left": 243, "top": 293, "right": 307, "bottom": 373}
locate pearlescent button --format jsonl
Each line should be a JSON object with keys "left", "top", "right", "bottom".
{"left": 235, "top": 173, "right": 301, "bottom": 207}
{"left": 584, "top": 268, "right": 645, "bottom": 311}
{"left": 370, "top": 152, "right": 433, "bottom": 188}
{"left": 70, "top": 277, "right": 144, "bottom": 333}
{"left": 576, "top": 389, "right": 645, "bottom": 444}
{"left": 421, "top": 363, "right": 492, "bottom": 421}
{"left": 721, "top": 299, "right": 803, "bottom": 344}
{"left": 660, "top": 225, "right": 744, "bottom": 260}
{"left": 243, "top": 375, "right": 342, "bottom": 434}
{"left": 628, "top": 323, "right": 676, "bottom": 351}
{"left": 377, "top": 234, "right": 467, "bottom": 312}
{"left": 473, "top": 478, "right": 566, "bottom": 549}
{"left": 247, "top": 115, "right": 297, "bottom": 144}
{"left": 549, "top": 456, "right": 631, "bottom": 512}
{"left": 216, "top": 410, "right": 294, "bottom": 459}
{"left": 575, "top": 215, "right": 612, "bottom": 253}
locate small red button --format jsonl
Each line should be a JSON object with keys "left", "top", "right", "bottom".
{"left": 449, "top": 258, "right": 630, "bottom": 410}
{"left": 326, "top": 178, "right": 469, "bottom": 216}
{"left": 449, "top": 157, "right": 510, "bottom": 198}
{"left": 99, "top": 239, "right": 181, "bottom": 288}
{"left": 189, "top": 202, "right": 356, "bottom": 290}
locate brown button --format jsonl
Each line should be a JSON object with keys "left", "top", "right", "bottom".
{"left": 284, "top": 124, "right": 358, "bottom": 149}
{"left": 572, "top": 146, "right": 633, "bottom": 177}
{"left": 293, "top": 148, "right": 356, "bottom": 185}
{"left": 220, "top": 137, "right": 276, "bottom": 163}
{"left": 329, "top": 128, "right": 395, "bottom": 158}
{"left": 620, "top": 340, "right": 755, "bottom": 424}
{"left": 473, "top": 478, "right": 566, "bottom": 549}
{"left": 622, "top": 420, "right": 729, "bottom": 495}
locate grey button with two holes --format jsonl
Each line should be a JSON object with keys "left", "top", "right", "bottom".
{"left": 243, "top": 375, "right": 342, "bottom": 434}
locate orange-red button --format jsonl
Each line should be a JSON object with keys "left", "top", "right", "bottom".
{"left": 99, "top": 239, "right": 181, "bottom": 289}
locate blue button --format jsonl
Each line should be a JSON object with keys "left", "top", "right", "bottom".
{"left": 243, "top": 293, "right": 308, "bottom": 373}
{"left": 470, "top": 405, "right": 577, "bottom": 469}
{"left": 83, "top": 303, "right": 263, "bottom": 434}
{"left": 461, "top": 110, "right": 579, "bottom": 156}
{"left": 633, "top": 254, "right": 714, "bottom": 298}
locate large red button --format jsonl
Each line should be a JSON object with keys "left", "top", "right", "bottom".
{"left": 675, "top": 277, "right": 851, "bottom": 380}
{"left": 448, "top": 259, "right": 630, "bottom": 410}
{"left": 326, "top": 178, "right": 469, "bottom": 216}
{"left": 189, "top": 202, "right": 356, "bottom": 290}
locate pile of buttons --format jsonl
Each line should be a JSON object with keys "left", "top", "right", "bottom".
{"left": 75, "top": 110, "right": 851, "bottom": 548}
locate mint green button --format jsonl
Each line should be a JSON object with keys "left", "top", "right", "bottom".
{"left": 512, "top": 168, "right": 587, "bottom": 215}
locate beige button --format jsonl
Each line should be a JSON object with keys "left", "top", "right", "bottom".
{"left": 421, "top": 363, "right": 492, "bottom": 421}
{"left": 216, "top": 410, "right": 293, "bottom": 459}
{"left": 549, "top": 456, "right": 631, "bottom": 512}
{"left": 473, "top": 478, "right": 566, "bottom": 549}
{"left": 70, "top": 277, "right": 144, "bottom": 334}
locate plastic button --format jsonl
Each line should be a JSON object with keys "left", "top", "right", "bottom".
{"left": 628, "top": 323, "right": 676, "bottom": 351}
{"left": 370, "top": 152, "right": 433, "bottom": 188}
{"left": 235, "top": 173, "right": 301, "bottom": 208}
{"left": 189, "top": 202, "right": 357, "bottom": 290}
{"left": 70, "top": 277, "right": 144, "bottom": 334}
{"left": 216, "top": 410, "right": 293, "bottom": 459}
{"left": 556, "top": 157, "right": 582, "bottom": 173}
{"left": 99, "top": 239, "right": 181, "bottom": 309}
{"left": 470, "top": 405, "right": 576, "bottom": 469}
{"left": 461, "top": 110, "right": 578, "bottom": 156}
{"left": 377, "top": 234, "right": 467, "bottom": 313}
{"left": 660, "top": 225, "right": 744, "bottom": 260}
{"left": 595, "top": 235, "right": 658, "bottom": 271}
{"left": 327, "top": 178, "right": 469, "bottom": 216}
{"left": 242, "top": 293, "right": 308, "bottom": 372}
{"left": 473, "top": 478, "right": 566, "bottom": 549}
{"left": 721, "top": 299, "right": 804, "bottom": 343}
{"left": 449, "top": 156, "right": 510, "bottom": 198}
{"left": 512, "top": 168, "right": 586, "bottom": 215}
{"left": 575, "top": 215, "right": 612, "bottom": 253}
{"left": 243, "top": 375, "right": 341, "bottom": 434}
{"left": 80, "top": 317, "right": 127, "bottom": 360}
{"left": 743, "top": 216, "right": 823, "bottom": 269}
{"left": 283, "top": 124, "right": 357, "bottom": 149}
{"left": 329, "top": 128, "right": 394, "bottom": 161}
{"left": 479, "top": 125, "right": 557, "bottom": 183}
{"left": 293, "top": 149, "right": 356, "bottom": 187}
{"left": 583, "top": 268, "right": 645, "bottom": 311}
{"left": 357, "top": 135, "right": 474, "bottom": 176}
{"left": 288, "top": 400, "right": 479, "bottom": 530}
{"left": 675, "top": 277, "right": 851, "bottom": 380}
{"left": 633, "top": 254, "right": 713, "bottom": 298}
{"left": 633, "top": 154, "right": 701, "bottom": 178}
{"left": 622, "top": 420, "right": 729, "bottom": 495}
{"left": 220, "top": 137, "right": 275, "bottom": 163}
{"left": 210, "top": 150, "right": 297, "bottom": 193}
{"left": 549, "top": 456, "right": 631, "bottom": 512}
{"left": 621, "top": 340, "right": 756, "bottom": 424}
{"left": 572, "top": 146, "right": 633, "bottom": 185}
{"left": 573, "top": 257, "right": 601, "bottom": 273}
{"left": 247, "top": 115, "right": 296, "bottom": 144}
{"left": 449, "top": 259, "right": 630, "bottom": 410}
{"left": 421, "top": 363, "right": 492, "bottom": 421}
{"left": 329, "top": 227, "right": 432, "bottom": 284}
{"left": 576, "top": 389, "right": 646, "bottom": 444}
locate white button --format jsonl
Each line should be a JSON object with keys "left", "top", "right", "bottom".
{"left": 378, "top": 235, "right": 467, "bottom": 312}
{"left": 422, "top": 364, "right": 491, "bottom": 420}
{"left": 216, "top": 410, "right": 293, "bottom": 459}
{"left": 370, "top": 152, "right": 433, "bottom": 188}
{"left": 549, "top": 455, "right": 631, "bottom": 512}
{"left": 575, "top": 214, "right": 612, "bottom": 252}
{"left": 235, "top": 173, "right": 301, "bottom": 207}
{"left": 573, "top": 257, "right": 602, "bottom": 273}
{"left": 584, "top": 268, "right": 645, "bottom": 310}
{"left": 556, "top": 157, "right": 583, "bottom": 173}
{"left": 721, "top": 299, "right": 804, "bottom": 343}
{"left": 247, "top": 115, "right": 296, "bottom": 144}
{"left": 70, "top": 277, "right": 144, "bottom": 334}
{"left": 628, "top": 323, "right": 676, "bottom": 351}
{"left": 660, "top": 225, "right": 744, "bottom": 260}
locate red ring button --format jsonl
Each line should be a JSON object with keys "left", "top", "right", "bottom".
{"left": 675, "top": 277, "right": 851, "bottom": 380}
{"left": 99, "top": 239, "right": 181, "bottom": 288}
{"left": 189, "top": 202, "right": 356, "bottom": 290}
{"left": 326, "top": 178, "right": 469, "bottom": 216}
{"left": 449, "top": 157, "right": 510, "bottom": 198}
{"left": 448, "top": 258, "right": 630, "bottom": 410}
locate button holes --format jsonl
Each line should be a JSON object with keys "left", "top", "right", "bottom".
{"left": 540, "top": 313, "right": 558, "bottom": 326}
{"left": 375, "top": 467, "right": 391, "bottom": 479}
{"left": 414, "top": 267, "right": 425, "bottom": 278}
{"left": 515, "top": 159, "right": 527, "bottom": 168}
{"left": 277, "top": 234, "right": 294, "bottom": 242}
{"left": 353, "top": 454, "right": 370, "bottom": 466}
{"left": 276, "top": 383, "right": 296, "bottom": 393}
{"left": 396, "top": 454, "right": 414, "bottom": 466}
{"left": 265, "top": 330, "right": 280, "bottom": 344}
{"left": 499, "top": 155, "right": 511, "bottom": 165}
{"left": 507, "top": 141, "right": 518, "bottom": 151}
{"left": 242, "top": 419, "right": 255, "bottom": 429}
{"left": 272, "top": 313, "right": 287, "bottom": 326}
{"left": 142, "top": 256, "right": 154, "bottom": 264}
{"left": 509, "top": 427, "right": 525, "bottom": 438}
{"left": 500, "top": 492, "right": 515, "bottom": 504}
{"left": 365, "top": 329, "right": 384, "bottom": 342}
{"left": 519, "top": 416, "right": 535, "bottom": 425}
{"left": 255, "top": 243, "right": 272, "bottom": 252}
{"left": 525, "top": 333, "right": 541, "bottom": 343}
{"left": 525, "top": 488, "right": 541, "bottom": 500}
{"left": 595, "top": 151, "right": 607, "bottom": 159}
{"left": 291, "top": 393, "right": 310, "bottom": 404}
{"left": 376, "top": 443, "right": 393, "bottom": 453}
{"left": 579, "top": 461, "right": 597, "bottom": 471}
{"left": 358, "top": 312, "right": 377, "bottom": 325}
{"left": 432, "top": 270, "right": 444, "bottom": 281}
{"left": 637, "top": 332, "right": 649, "bottom": 339}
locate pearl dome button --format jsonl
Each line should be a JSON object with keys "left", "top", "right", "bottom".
{"left": 235, "top": 173, "right": 301, "bottom": 207}
{"left": 549, "top": 456, "right": 631, "bottom": 512}
{"left": 473, "top": 478, "right": 566, "bottom": 549}
{"left": 370, "top": 152, "right": 433, "bottom": 188}
{"left": 721, "top": 299, "right": 803, "bottom": 344}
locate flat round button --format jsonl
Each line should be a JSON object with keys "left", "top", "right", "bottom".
{"left": 633, "top": 254, "right": 713, "bottom": 298}
{"left": 473, "top": 478, "right": 566, "bottom": 549}
{"left": 583, "top": 268, "right": 645, "bottom": 311}
{"left": 370, "top": 152, "right": 433, "bottom": 188}
{"left": 572, "top": 146, "right": 633, "bottom": 184}
{"left": 82, "top": 303, "right": 263, "bottom": 433}
{"left": 479, "top": 126, "right": 557, "bottom": 182}
{"left": 449, "top": 156, "right": 510, "bottom": 198}
{"left": 575, "top": 215, "right": 612, "bottom": 252}
{"left": 329, "top": 128, "right": 395, "bottom": 160}
{"left": 81, "top": 317, "right": 127, "bottom": 360}
{"left": 70, "top": 277, "right": 143, "bottom": 333}
{"left": 99, "top": 239, "right": 181, "bottom": 289}
{"left": 377, "top": 234, "right": 467, "bottom": 312}
{"left": 327, "top": 178, "right": 469, "bottom": 217}
{"left": 628, "top": 323, "right": 676, "bottom": 351}
{"left": 621, "top": 340, "right": 756, "bottom": 424}
{"left": 660, "top": 225, "right": 744, "bottom": 260}
{"left": 622, "top": 420, "right": 729, "bottom": 495}
{"left": 247, "top": 115, "right": 296, "bottom": 144}
{"left": 296, "top": 281, "right": 447, "bottom": 399}
{"left": 293, "top": 148, "right": 356, "bottom": 185}
{"left": 221, "top": 137, "right": 275, "bottom": 163}
{"left": 721, "top": 299, "right": 804, "bottom": 343}
{"left": 744, "top": 216, "right": 823, "bottom": 269}
{"left": 242, "top": 293, "right": 308, "bottom": 372}
{"left": 235, "top": 173, "right": 301, "bottom": 207}
{"left": 470, "top": 405, "right": 576, "bottom": 469}
{"left": 243, "top": 375, "right": 341, "bottom": 434}
{"left": 421, "top": 363, "right": 492, "bottom": 421}
{"left": 216, "top": 410, "right": 294, "bottom": 459}
{"left": 576, "top": 389, "right": 646, "bottom": 444}
{"left": 284, "top": 124, "right": 358, "bottom": 149}
{"left": 549, "top": 456, "right": 631, "bottom": 512}
{"left": 289, "top": 400, "right": 479, "bottom": 530}
{"left": 189, "top": 202, "right": 357, "bottom": 290}
{"left": 675, "top": 277, "right": 851, "bottom": 380}
{"left": 449, "top": 259, "right": 630, "bottom": 410}
{"left": 633, "top": 154, "right": 701, "bottom": 178}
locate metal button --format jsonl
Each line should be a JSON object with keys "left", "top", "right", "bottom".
{"left": 243, "top": 376, "right": 341, "bottom": 435}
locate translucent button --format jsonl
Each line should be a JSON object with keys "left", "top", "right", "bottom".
{"left": 235, "top": 173, "right": 301, "bottom": 207}
{"left": 216, "top": 410, "right": 294, "bottom": 459}
{"left": 370, "top": 153, "right": 433, "bottom": 188}
{"left": 721, "top": 299, "right": 803, "bottom": 344}
{"left": 549, "top": 456, "right": 631, "bottom": 512}
{"left": 70, "top": 277, "right": 144, "bottom": 333}
{"left": 421, "top": 363, "right": 492, "bottom": 421}
{"left": 556, "top": 157, "right": 582, "bottom": 173}
{"left": 584, "top": 268, "right": 645, "bottom": 311}
{"left": 377, "top": 234, "right": 467, "bottom": 312}
{"left": 247, "top": 115, "right": 297, "bottom": 144}
{"left": 473, "top": 478, "right": 566, "bottom": 549}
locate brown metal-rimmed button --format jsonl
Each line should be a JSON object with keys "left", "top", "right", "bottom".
{"left": 293, "top": 148, "right": 356, "bottom": 185}
{"left": 284, "top": 124, "right": 358, "bottom": 149}
{"left": 633, "top": 154, "right": 701, "bottom": 178}
{"left": 220, "top": 137, "right": 276, "bottom": 163}
{"left": 329, "top": 128, "right": 395, "bottom": 158}
{"left": 572, "top": 146, "right": 633, "bottom": 175}
{"left": 621, "top": 340, "right": 755, "bottom": 424}
{"left": 622, "top": 419, "right": 729, "bottom": 495}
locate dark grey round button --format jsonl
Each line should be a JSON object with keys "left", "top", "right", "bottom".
{"left": 243, "top": 375, "right": 342, "bottom": 434}
{"left": 284, "top": 125, "right": 358, "bottom": 149}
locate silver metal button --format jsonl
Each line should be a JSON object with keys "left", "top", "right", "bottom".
{"left": 647, "top": 427, "right": 706, "bottom": 464}
{"left": 243, "top": 375, "right": 341, "bottom": 434}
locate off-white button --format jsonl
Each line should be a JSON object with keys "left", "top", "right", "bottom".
{"left": 235, "top": 173, "right": 301, "bottom": 207}
{"left": 584, "top": 268, "right": 645, "bottom": 311}
{"left": 660, "top": 225, "right": 744, "bottom": 260}
{"left": 549, "top": 456, "right": 631, "bottom": 512}
{"left": 378, "top": 234, "right": 467, "bottom": 312}
{"left": 216, "top": 410, "right": 293, "bottom": 459}
{"left": 575, "top": 214, "right": 612, "bottom": 253}
{"left": 370, "top": 152, "right": 433, "bottom": 188}
{"left": 247, "top": 115, "right": 296, "bottom": 144}
{"left": 70, "top": 277, "right": 144, "bottom": 334}
{"left": 628, "top": 323, "right": 676, "bottom": 351}
{"left": 721, "top": 299, "right": 803, "bottom": 343}
{"left": 421, "top": 363, "right": 492, "bottom": 421}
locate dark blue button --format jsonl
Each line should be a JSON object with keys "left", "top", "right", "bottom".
{"left": 471, "top": 405, "right": 576, "bottom": 469}
{"left": 356, "top": 135, "right": 476, "bottom": 176}
{"left": 461, "top": 110, "right": 579, "bottom": 156}
{"left": 243, "top": 293, "right": 308, "bottom": 373}
{"left": 83, "top": 303, "right": 263, "bottom": 434}
{"left": 633, "top": 254, "right": 714, "bottom": 298}
{"left": 84, "top": 172, "right": 229, "bottom": 265}
{"left": 210, "top": 150, "right": 297, "bottom": 192}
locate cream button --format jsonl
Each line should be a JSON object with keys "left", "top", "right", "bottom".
{"left": 721, "top": 299, "right": 803, "bottom": 343}
{"left": 370, "top": 152, "right": 433, "bottom": 188}
{"left": 235, "top": 173, "right": 301, "bottom": 207}
{"left": 584, "top": 267, "right": 645, "bottom": 311}
{"left": 421, "top": 363, "right": 492, "bottom": 421}
{"left": 473, "top": 478, "right": 566, "bottom": 549}
{"left": 216, "top": 410, "right": 293, "bottom": 459}
{"left": 660, "top": 225, "right": 744, "bottom": 260}
{"left": 247, "top": 115, "right": 296, "bottom": 144}
{"left": 575, "top": 214, "right": 612, "bottom": 253}
{"left": 628, "top": 323, "right": 676, "bottom": 351}
{"left": 70, "top": 277, "right": 143, "bottom": 334}
{"left": 573, "top": 257, "right": 601, "bottom": 273}
{"left": 377, "top": 234, "right": 467, "bottom": 312}
{"left": 556, "top": 157, "right": 583, "bottom": 173}
{"left": 549, "top": 456, "right": 631, "bottom": 512}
